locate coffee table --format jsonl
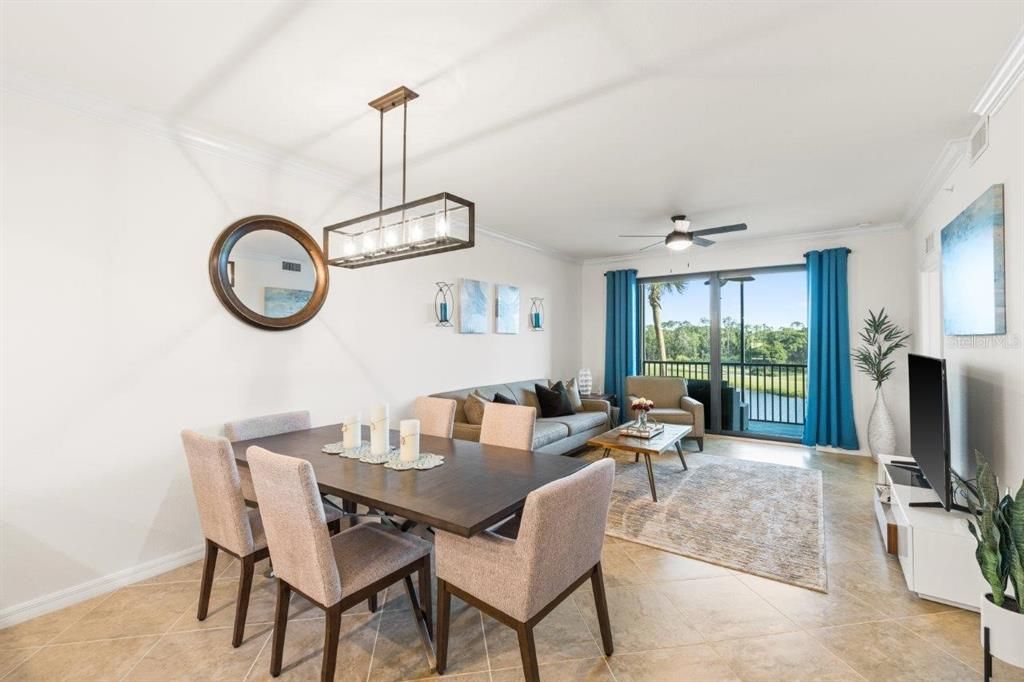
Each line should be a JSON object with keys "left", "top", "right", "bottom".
{"left": 586, "top": 423, "right": 692, "bottom": 502}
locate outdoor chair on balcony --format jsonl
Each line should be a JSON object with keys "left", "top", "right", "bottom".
{"left": 625, "top": 376, "right": 704, "bottom": 450}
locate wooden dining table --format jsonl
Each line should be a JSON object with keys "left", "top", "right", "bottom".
{"left": 231, "top": 424, "right": 588, "bottom": 537}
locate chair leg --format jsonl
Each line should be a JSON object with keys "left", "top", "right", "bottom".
{"left": 590, "top": 563, "right": 614, "bottom": 656}
{"left": 196, "top": 539, "right": 218, "bottom": 621}
{"left": 321, "top": 604, "right": 342, "bottom": 682}
{"left": 232, "top": 554, "right": 256, "bottom": 647}
{"left": 404, "top": 574, "right": 436, "bottom": 671}
{"left": 418, "top": 557, "right": 433, "bottom": 633}
{"left": 436, "top": 579, "right": 451, "bottom": 675}
{"left": 634, "top": 452, "right": 639, "bottom": 463}
{"left": 367, "top": 593, "right": 378, "bottom": 613}
{"left": 515, "top": 621, "right": 540, "bottom": 682}
{"left": 697, "top": 437, "right": 704, "bottom": 451}
{"left": 270, "top": 580, "right": 291, "bottom": 677}
{"left": 327, "top": 518, "right": 341, "bottom": 535}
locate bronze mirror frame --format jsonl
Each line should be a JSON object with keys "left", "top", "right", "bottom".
{"left": 208, "top": 215, "right": 329, "bottom": 331}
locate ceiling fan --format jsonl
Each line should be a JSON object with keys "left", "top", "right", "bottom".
{"left": 620, "top": 215, "right": 748, "bottom": 252}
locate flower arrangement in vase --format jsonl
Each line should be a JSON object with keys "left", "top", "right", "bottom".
{"left": 631, "top": 397, "right": 654, "bottom": 428}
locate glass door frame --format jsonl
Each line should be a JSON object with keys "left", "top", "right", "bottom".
{"left": 637, "top": 263, "right": 806, "bottom": 442}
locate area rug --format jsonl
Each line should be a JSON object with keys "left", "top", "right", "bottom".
{"left": 597, "top": 451, "right": 827, "bottom": 592}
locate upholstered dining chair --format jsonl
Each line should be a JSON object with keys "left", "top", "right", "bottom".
{"left": 479, "top": 402, "right": 536, "bottom": 451}
{"left": 180, "top": 430, "right": 342, "bottom": 648}
{"left": 434, "top": 459, "right": 616, "bottom": 682}
{"left": 246, "top": 446, "right": 435, "bottom": 681}
{"left": 414, "top": 396, "right": 457, "bottom": 438}
{"left": 224, "top": 411, "right": 311, "bottom": 505}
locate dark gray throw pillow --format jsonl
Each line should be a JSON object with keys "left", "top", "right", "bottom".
{"left": 493, "top": 392, "right": 516, "bottom": 405}
{"left": 535, "top": 381, "right": 575, "bottom": 418}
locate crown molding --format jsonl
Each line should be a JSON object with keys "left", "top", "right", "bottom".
{"left": 581, "top": 221, "right": 905, "bottom": 266}
{"left": 901, "top": 137, "right": 968, "bottom": 229}
{"left": 971, "top": 26, "right": 1024, "bottom": 116}
{"left": 1, "top": 70, "right": 580, "bottom": 264}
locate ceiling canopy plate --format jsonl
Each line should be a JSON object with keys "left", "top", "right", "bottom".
{"left": 368, "top": 85, "right": 419, "bottom": 112}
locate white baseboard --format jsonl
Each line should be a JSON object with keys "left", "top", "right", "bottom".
{"left": 0, "top": 543, "right": 205, "bottom": 629}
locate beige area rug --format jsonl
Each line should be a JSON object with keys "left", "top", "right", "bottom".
{"left": 593, "top": 450, "right": 827, "bottom": 592}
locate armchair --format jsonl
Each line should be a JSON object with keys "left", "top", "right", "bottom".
{"left": 625, "top": 375, "right": 704, "bottom": 450}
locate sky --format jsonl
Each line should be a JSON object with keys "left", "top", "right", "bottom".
{"left": 644, "top": 269, "right": 808, "bottom": 328}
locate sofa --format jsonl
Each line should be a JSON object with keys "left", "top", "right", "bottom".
{"left": 430, "top": 379, "right": 612, "bottom": 455}
{"left": 625, "top": 376, "right": 705, "bottom": 450}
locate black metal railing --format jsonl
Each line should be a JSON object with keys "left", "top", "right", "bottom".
{"left": 641, "top": 360, "right": 807, "bottom": 426}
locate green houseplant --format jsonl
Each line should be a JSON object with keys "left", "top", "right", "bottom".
{"left": 852, "top": 309, "right": 910, "bottom": 458}
{"left": 954, "top": 456, "right": 1024, "bottom": 673}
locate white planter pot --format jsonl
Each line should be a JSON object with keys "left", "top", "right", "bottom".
{"left": 868, "top": 388, "right": 896, "bottom": 460}
{"left": 981, "top": 593, "right": 1024, "bottom": 668}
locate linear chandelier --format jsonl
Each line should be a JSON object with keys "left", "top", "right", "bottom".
{"left": 322, "top": 86, "right": 475, "bottom": 268}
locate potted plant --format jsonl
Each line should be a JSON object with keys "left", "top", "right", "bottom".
{"left": 630, "top": 397, "right": 654, "bottom": 428}
{"left": 954, "top": 457, "right": 1024, "bottom": 678}
{"left": 852, "top": 308, "right": 911, "bottom": 459}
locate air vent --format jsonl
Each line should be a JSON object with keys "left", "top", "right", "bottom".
{"left": 925, "top": 232, "right": 935, "bottom": 255}
{"left": 970, "top": 116, "right": 989, "bottom": 166}
{"left": 282, "top": 261, "right": 301, "bottom": 272}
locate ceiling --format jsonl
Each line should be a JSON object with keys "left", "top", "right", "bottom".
{"left": 3, "top": 1, "right": 1021, "bottom": 259}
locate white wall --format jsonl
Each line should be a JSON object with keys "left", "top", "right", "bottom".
{"left": 580, "top": 226, "right": 916, "bottom": 456}
{"left": 909, "top": 78, "right": 1024, "bottom": 488}
{"left": 0, "top": 89, "right": 582, "bottom": 618}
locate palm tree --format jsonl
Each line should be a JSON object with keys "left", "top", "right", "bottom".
{"left": 647, "top": 281, "right": 687, "bottom": 361}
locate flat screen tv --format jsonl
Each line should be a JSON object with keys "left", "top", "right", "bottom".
{"left": 907, "top": 353, "right": 958, "bottom": 511}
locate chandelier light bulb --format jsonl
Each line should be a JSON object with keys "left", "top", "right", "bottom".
{"left": 410, "top": 219, "right": 423, "bottom": 242}
{"left": 436, "top": 213, "right": 449, "bottom": 238}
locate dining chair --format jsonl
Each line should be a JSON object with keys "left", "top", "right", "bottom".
{"left": 180, "top": 430, "right": 343, "bottom": 648}
{"left": 414, "top": 396, "right": 457, "bottom": 438}
{"left": 434, "top": 459, "right": 616, "bottom": 682}
{"left": 224, "top": 411, "right": 311, "bottom": 505}
{"left": 479, "top": 402, "right": 536, "bottom": 451}
{"left": 246, "top": 446, "right": 436, "bottom": 681}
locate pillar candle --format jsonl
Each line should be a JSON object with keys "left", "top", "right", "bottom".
{"left": 342, "top": 412, "right": 361, "bottom": 449}
{"left": 440, "top": 301, "right": 449, "bottom": 323}
{"left": 532, "top": 311, "right": 542, "bottom": 328}
{"left": 400, "top": 419, "right": 420, "bottom": 463}
{"left": 370, "top": 404, "right": 390, "bottom": 455}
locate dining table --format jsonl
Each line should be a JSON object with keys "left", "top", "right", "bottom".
{"left": 231, "top": 424, "right": 588, "bottom": 537}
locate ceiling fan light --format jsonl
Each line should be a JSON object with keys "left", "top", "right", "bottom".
{"left": 665, "top": 232, "right": 692, "bottom": 251}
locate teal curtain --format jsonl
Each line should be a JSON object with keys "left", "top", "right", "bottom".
{"left": 605, "top": 269, "right": 638, "bottom": 423}
{"left": 802, "top": 248, "right": 860, "bottom": 449}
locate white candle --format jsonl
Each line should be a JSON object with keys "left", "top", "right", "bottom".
{"left": 342, "top": 412, "right": 361, "bottom": 449}
{"left": 400, "top": 419, "right": 420, "bottom": 463}
{"left": 370, "top": 404, "right": 390, "bottom": 455}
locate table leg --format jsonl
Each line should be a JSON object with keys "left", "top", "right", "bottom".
{"left": 634, "top": 453, "right": 639, "bottom": 463}
{"left": 644, "top": 454, "right": 657, "bottom": 502}
{"left": 601, "top": 448, "right": 610, "bottom": 459}
{"left": 675, "top": 441, "right": 688, "bottom": 470}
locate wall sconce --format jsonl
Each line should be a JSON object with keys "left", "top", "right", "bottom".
{"left": 529, "top": 297, "right": 544, "bottom": 331}
{"left": 435, "top": 282, "right": 454, "bottom": 327}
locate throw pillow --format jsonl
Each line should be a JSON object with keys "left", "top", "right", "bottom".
{"left": 492, "top": 392, "right": 516, "bottom": 405}
{"left": 550, "top": 378, "right": 583, "bottom": 411}
{"left": 464, "top": 391, "right": 491, "bottom": 425}
{"left": 535, "top": 381, "right": 574, "bottom": 418}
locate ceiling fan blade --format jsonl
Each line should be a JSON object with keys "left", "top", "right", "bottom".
{"left": 638, "top": 240, "right": 663, "bottom": 252}
{"left": 693, "top": 236, "right": 715, "bottom": 247}
{"left": 620, "top": 234, "right": 667, "bottom": 238}
{"left": 691, "top": 223, "right": 747, "bottom": 237}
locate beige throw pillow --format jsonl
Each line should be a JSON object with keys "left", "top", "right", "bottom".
{"left": 464, "top": 390, "right": 491, "bottom": 425}
{"left": 550, "top": 378, "right": 583, "bottom": 411}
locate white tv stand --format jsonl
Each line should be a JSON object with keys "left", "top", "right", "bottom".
{"left": 873, "top": 454, "right": 989, "bottom": 610}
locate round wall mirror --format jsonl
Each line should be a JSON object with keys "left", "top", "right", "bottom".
{"left": 208, "top": 215, "right": 329, "bottom": 330}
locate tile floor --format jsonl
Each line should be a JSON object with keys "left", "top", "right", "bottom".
{"left": 1, "top": 436, "right": 1020, "bottom": 681}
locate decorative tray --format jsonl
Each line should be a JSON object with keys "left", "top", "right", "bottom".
{"left": 619, "top": 423, "right": 664, "bottom": 439}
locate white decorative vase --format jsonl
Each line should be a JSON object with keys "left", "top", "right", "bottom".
{"left": 578, "top": 368, "right": 593, "bottom": 396}
{"left": 981, "top": 593, "right": 1024, "bottom": 669}
{"left": 868, "top": 387, "right": 896, "bottom": 459}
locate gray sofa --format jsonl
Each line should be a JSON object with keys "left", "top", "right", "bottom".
{"left": 430, "top": 379, "right": 612, "bottom": 455}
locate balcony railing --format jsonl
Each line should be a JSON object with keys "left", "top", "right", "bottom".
{"left": 641, "top": 360, "right": 807, "bottom": 426}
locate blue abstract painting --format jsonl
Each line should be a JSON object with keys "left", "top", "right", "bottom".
{"left": 941, "top": 184, "right": 1005, "bottom": 335}
{"left": 495, "top": 284, "right": 520, "bottom": 334}
{"left": 459, "top": 279, "right": 488, "bottom": 334}
{"left": 264, "top": 287, "right": 312, "bottom": 318}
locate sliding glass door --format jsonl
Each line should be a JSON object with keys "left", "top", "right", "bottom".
{"left": 639, "top": 265, "right": 808, "bottom": 442}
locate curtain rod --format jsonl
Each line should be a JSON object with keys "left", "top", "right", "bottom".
{"left": 802, "top": 248, "right": 852, "bottom": 257}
